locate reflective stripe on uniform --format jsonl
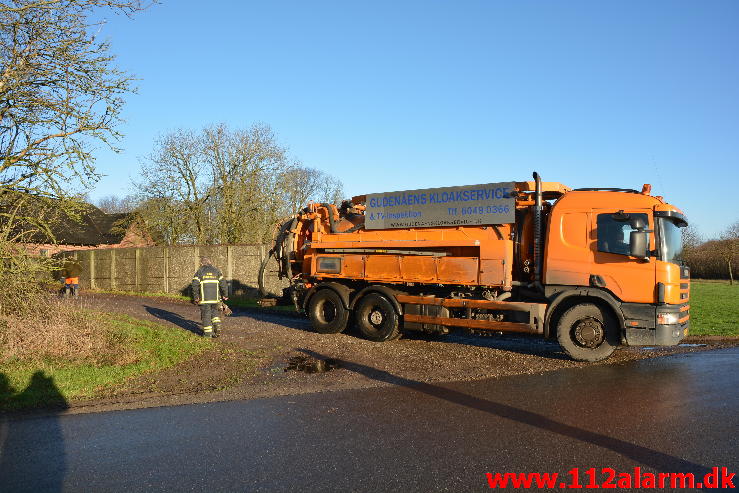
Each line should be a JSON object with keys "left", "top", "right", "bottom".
{"left": 203, "top": 326, "right": 213, "bottom": 332}
{"left": 212, "top": 317, "right": 221, "bottom": 323}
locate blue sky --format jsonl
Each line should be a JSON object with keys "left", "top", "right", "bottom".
{"left": 91, "top": 0, "right": 739, "bottom": 238}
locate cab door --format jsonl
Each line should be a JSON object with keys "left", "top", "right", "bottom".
{"left": 590, "top": 210, "right": 656, "bottom": 303}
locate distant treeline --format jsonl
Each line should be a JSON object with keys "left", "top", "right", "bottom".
{"left": 684, "top": 235, "right": 737, "bottom": 282}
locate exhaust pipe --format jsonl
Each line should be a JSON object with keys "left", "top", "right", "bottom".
{"left": 532, "top": 172, "right": 543, "bottom": 291}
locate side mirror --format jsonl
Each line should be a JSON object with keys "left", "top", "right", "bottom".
{"left": 629, "top": 230, "right": 648, "bottom": 259}
{"left": 629, "top": 216, "right": 646, "bottom": 230}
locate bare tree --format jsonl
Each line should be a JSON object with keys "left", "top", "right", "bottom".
{"left": 95, "top": 193, "right": 137, "bottom": 213}
{"left": 0, "top": 0, "right": 152, "bottom": 314}
{"left": 136, "top": 129, "right": 213, "bottom": 244}
{"left": 279, "top": 165, "right": 345, "bottom": 215}
{"left": 135, "top": 123, "right": 345, "bottom": 245}
{"left": 315, "top": 173, "right": 344, "bottom": 207}
{"left": 718, "top": 220, "right": 739, "bottom": 284}
{"left": 205, "top": 123, "right": 292, "bottom": 244}
{"left": 681, "top": 224, "right": 702, "bottom": 251}
{"left": 1, "top": 0, "right": 149, "bottom": 202}
{"left": 134, "top": 196, "right": 190, "bottom": 245}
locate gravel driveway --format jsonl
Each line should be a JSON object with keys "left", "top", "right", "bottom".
{"left": 64, "top": 293, "right": 732, "bottom": 414}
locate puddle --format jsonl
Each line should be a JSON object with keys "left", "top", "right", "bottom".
{"left": 285, "top": 355, "right": 341, "bottom": 373}
{"left": 640, "top": 343, "right": 708, "bottom": 351}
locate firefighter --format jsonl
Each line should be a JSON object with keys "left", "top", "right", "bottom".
{"left": 59, "top": 256, "right": 82, "bottom": 297}
{"left": 191, "top": 256, "right": 229, "bottom": 338}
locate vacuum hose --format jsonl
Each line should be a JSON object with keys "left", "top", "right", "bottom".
{"left": 319, "top": 203, "right": 339, "bottom": 233}
{"left": 258, "top": 217, "right": 296, "bottom": 297}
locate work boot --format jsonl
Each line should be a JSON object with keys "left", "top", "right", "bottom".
{"left": 213, "top": 324, "right": 221, "bottom": 338}
{"left": 203, "top": 326, "right": 214, "bottom": 338}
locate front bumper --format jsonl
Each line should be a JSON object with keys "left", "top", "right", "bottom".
{"left": 622, "top": 302, "right": 689, "bottom": 346}
{"left": 625, "top": 323, "right": 688, "bottom": 346}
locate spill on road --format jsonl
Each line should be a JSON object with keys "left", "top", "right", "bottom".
{"left": 285, "top": 355, "right": 341, "bottom": 373}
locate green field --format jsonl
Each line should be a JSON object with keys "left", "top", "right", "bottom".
{"left": 689, "top": 281, "right": 739, "bottom": 336}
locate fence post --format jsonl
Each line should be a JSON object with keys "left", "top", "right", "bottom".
{"left": 163, "top": 247, "right": 169, "bottom": 293}
{"left": 135, "top": 248, "right": 141, "bottom": 292}
{"left": 90, "top": 250, "right": 96, "bottom": 290}
{"left": 110, "top": 249, "right": 116, "bottom": 290}
{"left": 227, "top": 245, "right": 233, "bottom": 297}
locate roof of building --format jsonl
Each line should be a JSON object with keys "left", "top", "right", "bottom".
{"left": 6, "top": 199, "right": 136, "bottom": 246}
{"left": 51, "top": 207, "right": 132, "bottom": 245}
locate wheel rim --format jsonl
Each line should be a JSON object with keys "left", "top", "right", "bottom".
{"left": 573, "top": 317, "right": 604, "bottom": 348}
{"left": 319, "top": 300, "right": 337, "bottom": 324}
{"left": 369, "top": 309, "right": 384, "bottom": 326}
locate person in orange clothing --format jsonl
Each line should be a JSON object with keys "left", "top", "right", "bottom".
{"left": 59, "top": 256, "right": 82, "bottom": 297}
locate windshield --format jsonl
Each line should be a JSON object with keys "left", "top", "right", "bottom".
{"left": 658, "top": 217, "right": 685, "bottom": 264}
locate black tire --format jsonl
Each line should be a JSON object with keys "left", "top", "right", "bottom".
{"left": 307, "top": 289, "right": 349, "bottom": 334}
{"left": 556, "top": 303, "right": 619, "bottom": 362}
{"left": 354, "top": 293, "right": 401, "bottom": 342}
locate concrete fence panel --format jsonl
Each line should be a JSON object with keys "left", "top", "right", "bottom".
{"left": 70, "top": 244, "right": 289, "bottom": 299}
{"left": 115, "top": 249, "right": 137, "bottom": 292}
{"left": 140, "top": 247, "right": 166, "bottom": 293}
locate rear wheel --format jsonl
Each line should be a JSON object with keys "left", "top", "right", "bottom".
{"left": 307, "top": 289, "right": 349, "bottom": 334}
{"left": 355, "top": 293, "right": 401, "bottom": 342}
{"left": 556, "top": 303, "right": 618, "bottom": 361}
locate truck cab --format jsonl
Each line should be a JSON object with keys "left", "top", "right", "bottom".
{"left": 543, "top": 188, "right": 689, "bottom": 354}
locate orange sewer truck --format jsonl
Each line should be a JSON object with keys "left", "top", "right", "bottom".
{"left": 261, "top": 172, "right": 690, "bottom": 361}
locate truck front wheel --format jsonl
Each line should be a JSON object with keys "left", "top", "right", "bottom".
{"left": 308, "top": 289, "right": 349, "bottom": 334}
{"left": 355, "top": 293, "right": 401, "bottom": 342}
{"left": 556, "top": 303, "right": 618, "bottom": 361}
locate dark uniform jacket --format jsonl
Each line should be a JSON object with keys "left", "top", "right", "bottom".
{"left": 192, "top": 265, "right": 228, "bottom": 304}
{"left": 60, "top": 260, "right": 82, "bottom": 279}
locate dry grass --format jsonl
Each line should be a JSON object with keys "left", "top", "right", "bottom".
{"left": 0, "top": 252, "right": 137, "bottom": 365}
{"left": 0, "top": 298, "right": 138, "bottom": 366}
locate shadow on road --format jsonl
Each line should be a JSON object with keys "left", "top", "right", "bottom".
{"left": 145, "top": 305, "right": 201, "bottom": 334}
{"left": 232, "top": 305, "right": 569, "bottom": 359}
{"left": 229, "top": 307, "right": 312, "bottom": 331}
{"left": 300, "top": 349, "right": 711, "bottom": 476}
{"left": 404, "top": 331, "right": 572, "bottom": 360}
{"left": 0, "top": 372, "right": 68, "bottom": 492}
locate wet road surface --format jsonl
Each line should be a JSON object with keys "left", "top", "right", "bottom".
{"left": 1, "top": 347, "right": 737, "bottom": 492}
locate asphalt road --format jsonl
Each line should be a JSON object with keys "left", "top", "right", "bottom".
{"left": 1, "top": 347, "right": 737, "bottom": 492}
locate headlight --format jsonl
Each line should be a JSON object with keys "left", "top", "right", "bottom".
{"left": 657, "top": 312, "right": 680, "bottom": 325}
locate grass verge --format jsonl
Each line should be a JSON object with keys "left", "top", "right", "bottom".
{"left": 0, "top": 313, "right": 210, "bottom": 411}
{"left": 689, "top": 280, "right": 739, "bottom": 336}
